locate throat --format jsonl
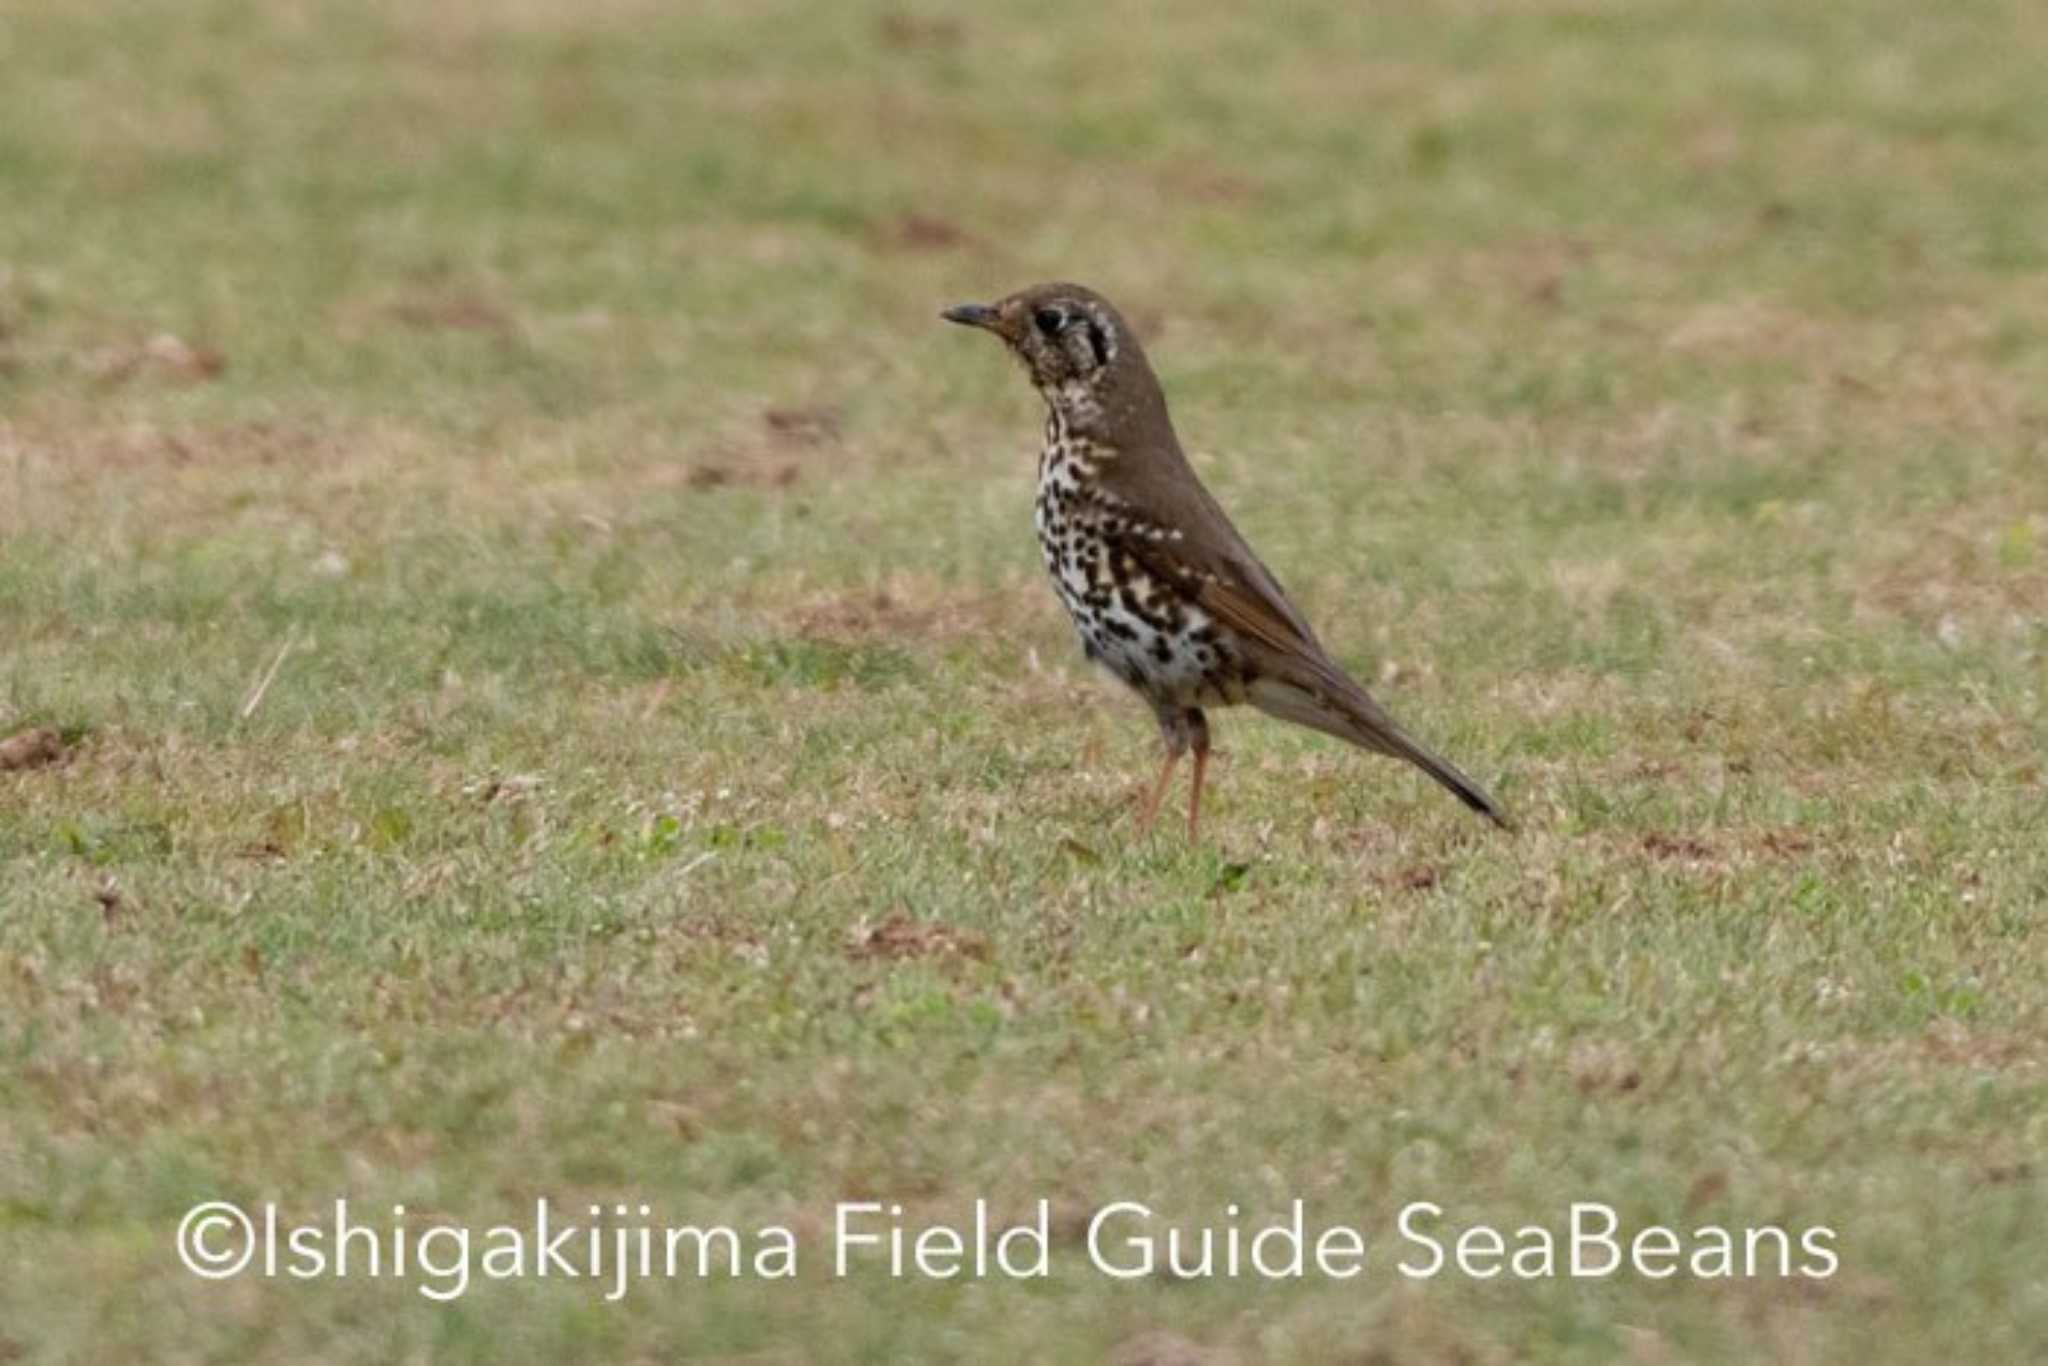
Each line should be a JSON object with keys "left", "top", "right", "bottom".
{"left": 1038, "top": 410, "right": 1114, "bottom": 489}
{"left": 1040, "top": 401, "right": 1114, "bottom": 464}
{"left": 1038, "top": 378, "right": 1105, "bottom": 432}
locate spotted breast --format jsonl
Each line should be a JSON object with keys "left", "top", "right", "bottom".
{"left": 1033, "top": 409, "right": 1248, "bottom": 710}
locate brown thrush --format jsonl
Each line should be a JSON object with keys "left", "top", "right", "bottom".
{"left": 944, "top": 282, "right": 1509, "bottom": 838}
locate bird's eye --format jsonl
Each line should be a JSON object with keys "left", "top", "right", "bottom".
{"left": 1033, "top": 307, "right": 1066, "bottom": 336}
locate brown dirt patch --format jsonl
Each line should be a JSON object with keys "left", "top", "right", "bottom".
{"left": 876, "top": 213, "right": 974, "bottom": 252}
{"left": 1641, "top": 831, "right": 1717, "bottom": 862}
{"left": 788, "top": 581, "right": 1026, "bottom": 646}
{"left": 386, "top": 292, "right": 516, "bottom": 336}
{"left": 0, "top": 727, "right": 66, "bottom": 771}
{"left": 847, "top": 913, "right": 989, "bottom": 963}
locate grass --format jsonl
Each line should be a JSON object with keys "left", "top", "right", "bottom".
{"left": 3, "top": 0, "right": 2046, "bottom": 1359}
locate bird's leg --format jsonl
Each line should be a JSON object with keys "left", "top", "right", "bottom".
{"left": 1138, "top": 705, "right": 1194, "bottom": 832}
{"left": 1136, "top": 752, "right": 1180, "bottom": 832}
{"left": 1185, "top": 709, "right": 1211, "bottom": 841}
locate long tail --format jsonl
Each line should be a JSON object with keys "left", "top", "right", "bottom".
{"left": 1248, "top": 671, "right": 1512, "bottom": 831}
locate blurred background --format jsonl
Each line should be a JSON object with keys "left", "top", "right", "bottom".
{"left": 4, "top": 1, "right": 2045, "bottom": 1360}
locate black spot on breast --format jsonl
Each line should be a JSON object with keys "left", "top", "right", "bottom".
{"left": 1119, "top": 587, "right": 1169, "bottom": 630}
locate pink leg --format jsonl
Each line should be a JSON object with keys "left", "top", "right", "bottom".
{"left": 1187, "top": 743, "right": 1210, "bottom": 841}
{"left": 1137, "top": 753, "right": 1180, "bottom": 831}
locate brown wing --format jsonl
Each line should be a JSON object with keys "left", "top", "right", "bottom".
{"left": 1105, "top": 511, "right": 1344, "bottom": 681}
{"left": 1096, "top": 451, "right": 1322, "bottom": 646}
{"left": 1195, "top": 562, "right": 1320, "bottom": 658}
{"left": 1115, "top": 526, "right": 1402, "bottom": 758}
{"left": 1093, "top": 431, "right": 1417, "bottom": 759}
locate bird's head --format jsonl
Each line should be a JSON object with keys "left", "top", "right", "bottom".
{"left": 943, "top": 282, "right": 1151, "bottom": 428}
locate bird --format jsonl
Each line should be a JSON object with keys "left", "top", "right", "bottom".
{"left": 942, "top": 282, "right": 1509, "bottom": 839}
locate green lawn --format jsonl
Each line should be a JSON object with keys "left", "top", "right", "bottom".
{"left": 3, "top": 0, "right": 2045, "bottom": 1360}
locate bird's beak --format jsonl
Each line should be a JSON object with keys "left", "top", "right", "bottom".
{"left": 941, "top": 302, "right": 1001, "bottom": 331}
